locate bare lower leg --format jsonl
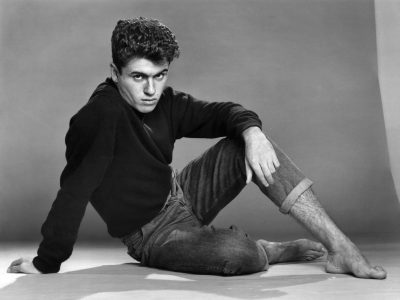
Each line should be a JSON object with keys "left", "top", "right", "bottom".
{"left": 289, "top": 188, "right": 386, "bottom": 279}
{"left": 257, "top": 239, "right": 325, "bottom": 264}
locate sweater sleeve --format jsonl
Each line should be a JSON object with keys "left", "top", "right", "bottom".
{"left": 32, "top": 98, "right": 119, "bottom": 273}
{"left": 169, "top": 88, "right": 262, "bottom": 139}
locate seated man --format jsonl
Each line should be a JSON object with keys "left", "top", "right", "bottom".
{"left": 8, "top": 17, "right": 386, "bottom": 279}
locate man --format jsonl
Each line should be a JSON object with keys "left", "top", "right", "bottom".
{"left": 8, "top": 17, "right": 386, "bottom": 278}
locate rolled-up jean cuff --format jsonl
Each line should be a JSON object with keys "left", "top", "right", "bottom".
{"left": 256, "top": 240, "right": 270, "bottom": 271}
{"left": 279, "top": 178, "right": 313, "bottom": 214}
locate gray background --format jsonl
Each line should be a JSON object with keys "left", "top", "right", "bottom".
{"left": 1, "top": 0, "right": 399, "bottom": 242}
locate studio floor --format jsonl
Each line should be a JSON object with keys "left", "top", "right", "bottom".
{"left": 0, "top": 239, "right": 399, "bottom": 300}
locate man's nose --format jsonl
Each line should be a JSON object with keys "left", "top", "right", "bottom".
{"left": 144, "top": 79, "right": 155, "bottom": 96}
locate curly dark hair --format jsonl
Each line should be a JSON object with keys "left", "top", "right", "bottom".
{"left": 111, "top": 17, "right": 180, "bottom": 71}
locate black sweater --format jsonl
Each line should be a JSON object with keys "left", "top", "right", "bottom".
{"left": 33, "top": 78, "right": 262, "bottom": 273}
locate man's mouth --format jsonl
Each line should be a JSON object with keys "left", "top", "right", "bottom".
{"left": 142, "top": 99, "right": 157, "bottom": 104}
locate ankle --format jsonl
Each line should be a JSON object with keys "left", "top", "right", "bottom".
{"left": 326, "top": 235, "right": 355, "bottom": 254}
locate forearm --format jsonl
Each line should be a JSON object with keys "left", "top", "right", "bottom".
{"left": 172, "top": 89, "right": 262, "bottom": 138}
{"left": 33, "top": 190, "right": 88, "bottom": 273}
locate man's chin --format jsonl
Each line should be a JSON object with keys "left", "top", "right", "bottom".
{"left": 137, "top": 105, "right": 157, "bottom": 114}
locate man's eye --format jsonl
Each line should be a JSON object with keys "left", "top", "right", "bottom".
{"left": 132, "top": 75, "right": 144, "bottom": 80}
{"left": 155, "top": 73, "right": 166, "bottom": 80}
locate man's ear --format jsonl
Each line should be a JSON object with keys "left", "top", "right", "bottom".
{"left": 110, "top": 63, "right": 119, "bottom": 83}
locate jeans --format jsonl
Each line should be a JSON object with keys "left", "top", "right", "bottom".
{"left": 121, "top": 137, "right": 313, "bottom": 275}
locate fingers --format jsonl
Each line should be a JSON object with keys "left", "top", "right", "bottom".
{"left": 7, "top": 265, "right": 21, "bottom": 273}
{"left": 260, "top": 162, "right": 274, "bottom": 185}
{"left": 245, "top": 141, "right": 280, "bottom": 187}
{"left": 7, "top": 261, "right": 40, "bottom": 274}
{"left": 272, "top": 153, "right": 280, "bottom": 168}
{"left": 9, "top": 257, "right": 24, "bottom": 268}
{"left": 7, "top": 257, "right": 34, "bottom": 274}
{"left": 247, "top": 158, "right": 278, "bottom": 187}
{"left": 267, "top": 160, "right": 276, "bottom": 178}
{"left": 7, "top": 258, "right": 24, "bottom": 273}
{"left": 253, "top": 163, "right": 269, "bottom": 187}
{"left": 245, "top": 159, "right": 253, "bottom": 184}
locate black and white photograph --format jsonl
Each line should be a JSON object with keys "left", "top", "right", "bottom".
{"left": 1, "top": 0, "right": 399, "bottom": 299}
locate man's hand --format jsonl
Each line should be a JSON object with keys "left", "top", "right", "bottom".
{"left": 7, "top": 257, "right": 41, "bottom": 274}
{"left": 242, "top": 127, "right": 280, "bottom": 187}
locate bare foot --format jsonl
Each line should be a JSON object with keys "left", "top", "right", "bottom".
{"left": 258, "top": 239, "right": 326, "bottom": 264}
{"left": 326, "top": 239, "right": 387, "bottom": 279}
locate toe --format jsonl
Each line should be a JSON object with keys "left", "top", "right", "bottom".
{"left": 304, "top": 256, "right": 315, "bottom": 261}
{"left": 303, "top": 250, "right": 324, "bottom": 261}
{"left": 370, "top": 266, "right": 387, "bottom": 279}
{"left": 310, "top": 250, "right": 325, "bottom": 259}
{"left": 306, "top": 240, "right": 325, "bottom": 252}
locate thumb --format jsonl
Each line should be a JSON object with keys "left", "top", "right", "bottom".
{"left": 245, "top": 158, "right": 253, "bottom": 184}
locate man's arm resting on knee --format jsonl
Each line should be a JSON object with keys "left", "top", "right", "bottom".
{"left": 242, "top": 126, "right": 280, "bottom": 187}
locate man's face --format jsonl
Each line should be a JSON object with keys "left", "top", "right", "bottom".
{"left": 111, "top": 57, "right": 169, "bottom": 113}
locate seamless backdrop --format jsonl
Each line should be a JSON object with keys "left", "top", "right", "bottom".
{"left": 1, "top": 0, "right": 399, "bottom": 242}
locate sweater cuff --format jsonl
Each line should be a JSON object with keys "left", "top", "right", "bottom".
{"left": 236, "top": 122, "right": 262, "bottom": 138}
{"left": 33, "top": 256, "right": 61, "bottom": 273}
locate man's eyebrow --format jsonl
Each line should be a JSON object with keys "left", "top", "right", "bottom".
{"left": 154, "top": 69, "right": 169, "bottom": 76}
{"left": 129, "top": 69, "right": 169, "bottom": 76}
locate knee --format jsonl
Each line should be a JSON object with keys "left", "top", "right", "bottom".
{"left": 219, "top": 249, "right": 256, "bottom": 276}
{"left": 216, "top": 138, "right": 246, "bottom": 173}
{"left": 215, "top": 236, "right": 267, "bottom": 276}
{"left": 218, "top": 138, "right": 245, "bottom": 157}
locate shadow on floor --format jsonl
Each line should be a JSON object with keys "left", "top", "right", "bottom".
{"left": 0, "top": 262, "right": 334, "bottom": 300}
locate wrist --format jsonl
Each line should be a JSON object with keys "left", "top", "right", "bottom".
{"left": 242, "top": 126, "right": 262, "bottom": 140}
